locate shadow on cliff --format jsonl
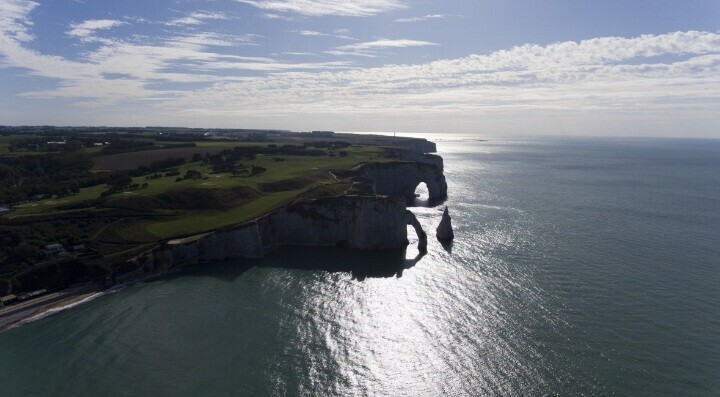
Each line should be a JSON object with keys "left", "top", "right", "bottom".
{"left": 259, "top": 246, "right": 425, "bottom": 280}
{"left": 171, "top": 246, "right": 426, "bottom": 282}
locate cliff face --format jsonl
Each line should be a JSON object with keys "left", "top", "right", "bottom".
{"left": 258, "top": 196, "right": 408, "bottom": 251}
{"left": 125, "top": 196, "right": 411, "bottom": 277}
{"left": 356, "top": 162, "right": 448, "bottom": 201}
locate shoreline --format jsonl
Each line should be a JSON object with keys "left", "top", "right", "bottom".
{"left": 0, "top": 269, "right": 182, "bottom": 333}
{"left": 0, "top": 285, "right": 102, "bottom": 332}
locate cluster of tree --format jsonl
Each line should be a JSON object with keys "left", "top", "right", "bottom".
{"left": 183, "top": 169, "right": 203, "bottom": 180}
{"left": 0, "top": 154, "right": 109, "bottom": 203}
{"left": 232, "top": 164, "right": 266, "bottom": 177}
{"left": 99, "top": 173, "right": 149, "bottom": 197}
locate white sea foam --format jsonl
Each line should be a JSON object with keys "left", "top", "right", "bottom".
{"left": 9, "top": 292, "right": 106, "bottom": 329}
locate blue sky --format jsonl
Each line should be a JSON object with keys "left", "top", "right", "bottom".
{"left": 0, "top": 0, "right": 719, "bottom": 136}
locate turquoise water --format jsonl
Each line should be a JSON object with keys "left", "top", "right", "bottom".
{"left": 1, "top": 137, "right": 719, "bottom": 396}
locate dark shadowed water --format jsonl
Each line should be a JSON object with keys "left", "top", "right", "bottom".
{"left": 1, "top": 136, "right": 719, "bottom": 396}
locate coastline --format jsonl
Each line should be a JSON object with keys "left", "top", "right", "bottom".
{"left": 0, "top": 140, "right": 448, "bottom": 333}
{"left": 0, "top": 269, "right": 184, "bottom": 333}
{"left": 0, "top": 285, "right": 102, "bottom": 332}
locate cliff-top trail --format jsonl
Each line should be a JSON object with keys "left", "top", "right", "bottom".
{"left": 0, "top": 128, "right": 448, "bottom": 328}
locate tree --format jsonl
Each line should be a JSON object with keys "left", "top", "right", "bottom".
{"left": 107, "top": 173, "right": 132, "bottom": 190}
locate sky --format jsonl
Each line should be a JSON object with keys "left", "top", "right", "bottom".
{"left": 0, "top": 0, "right": 719, "bottom": 137}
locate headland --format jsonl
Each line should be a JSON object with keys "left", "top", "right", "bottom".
{"left": 0, "top": 127, "right": 450, "bottom": 330}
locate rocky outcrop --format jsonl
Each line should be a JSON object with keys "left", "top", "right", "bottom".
{"left": 436, "top": 207, "right": 455, "bottom": 242}
{"left": 355, "top": 162, "right": 448, "bottom": 201}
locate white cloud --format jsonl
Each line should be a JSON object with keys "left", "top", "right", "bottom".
{"left": 166, "top": 11, "right": 228, "bottom": 26}
{"left": 329, "top": 39, "right": 437, "bottom": 56}
{"left": 261, "top": 13, "right": 294, "bottom": 20}
{"left": 0, "top": 4, "right": 352, "bottom": 107}
{"left": 238, "top": 0, "right": 405, "bottom": 17}
{"left": 165, "top": 32, "right": 258, "bottom": 47}
{"left": 394, "top": 14, "right": 454, "bottom": 23}
{"left": 160, "top": 31, "right": 720, "bottom": 128}
{"left": 0, "top": 0, "right": 39, "bottom": 42}
{"left": 293, "top": 30, "right": 354, "bottom": 40}
{"left": 67, "top": 19, "right": 126, "bottom": 42}
{"left": 337, "top": 39, "right": 438, "bottom": 51}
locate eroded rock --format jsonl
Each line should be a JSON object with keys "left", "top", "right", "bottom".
{"left": 436, "top": 206, "right": 455, "bottom": 242}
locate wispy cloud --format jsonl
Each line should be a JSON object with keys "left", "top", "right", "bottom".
{"left": 162, "top": 31, "right": 720, "bottom": 126}
{"left": 165, "top": 32, "right": 259, "bottom": 48}
{"left": 329, "top": 38, "right": 437, "bottom": 56}
{"left": 0, "top": 3, "right": 352, "bottom": 108}
{"left": 165, "top": 11, "right": 228, "bottom": 26}
{"left": 0, "top": 0, "right": 39, "bottom": 42}
{"left": 293, "top": 30, "right": 354, "bottom": 40}
{"left": 261, "top": 13, "right": 294, "bottom": 20}
{"left": 238, "top": 0, "right": 405, "bottom": 17}
{"left": 337, "top": 39, "right": 438, "bottom": 51}
{"left": 394, "top": 14, "right": 455, "bottom": 23}
{"left": 67, "top": 19, "right": 126, "bottom": 42}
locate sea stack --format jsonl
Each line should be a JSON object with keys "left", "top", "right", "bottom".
{"left": 436, "top": 206, "right": 455, "bottom": 242}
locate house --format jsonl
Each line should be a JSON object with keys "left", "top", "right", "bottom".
{"left": 26, "top": 143, "right": 39, "bottom": 151}
{"left": 43, "top": 243, "right": 65, "bottom": 256}
{"left": 73, "top": 244, "right": 87, "bottom": 252}
{"left": 30, "top": 194, "right": 47, "bottom": 201}
{"left": 0, "top": 206, "right": 10, "bottom": 214}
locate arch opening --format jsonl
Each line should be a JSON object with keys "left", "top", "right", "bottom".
{"left": 412, "top": 182, "right": 430, "bottom": 206}
{"left": 406, "top": 224, "right": 421, "bottom": 259}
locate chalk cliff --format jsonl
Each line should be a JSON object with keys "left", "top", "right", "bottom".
{"left": 124, "top": 195, "right": 412, "bottom": 278}
{"left": 258, "top": 196, "right": 408, "bottom": 251}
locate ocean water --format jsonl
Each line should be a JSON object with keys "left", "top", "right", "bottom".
{"left": 1, "top": 136, "right": 719, "bottom": 396}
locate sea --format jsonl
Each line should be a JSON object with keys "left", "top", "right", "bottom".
{"left": 0, "top": 135, "right": 718, "bottom": 396}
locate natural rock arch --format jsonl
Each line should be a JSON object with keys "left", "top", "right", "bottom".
{"left": 405, "top": 210, "right": 427, "bottom": 253}
{"left": 355, "top": 162, "right": 448, "bottom": 201}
